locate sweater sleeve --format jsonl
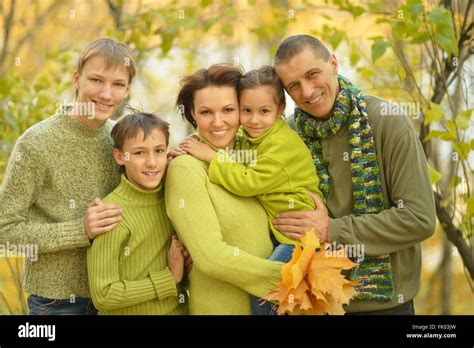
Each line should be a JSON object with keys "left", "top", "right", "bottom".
{"left": 165, "top": 159, "right": 283, "bottom": 298}
{"left": 208, "top": 151, "right": 289, "bottom": 197}
{"left": 329, "top": 118, "right": 436, "bottom": 256}
{"left": 0, "top": 132, "right": 90, "bottom": 253}
{"left": 87, "top": 223, "right": 177, "bottom": 312}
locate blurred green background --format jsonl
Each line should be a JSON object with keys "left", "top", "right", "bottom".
{"left": 0, "top": 0, "right": 472, "bottom": 314}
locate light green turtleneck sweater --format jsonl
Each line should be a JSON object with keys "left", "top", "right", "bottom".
{"left": 0, "top": 113, "right": 120, "bottom": 299}
{"left": 87, "top": 175, "right": 188, "bottom": 315}
{"left": 208, "top": 118, "right": 323, "bottom": 245}
{"left": 165, "top": 142, "right": 283, "bottom": 315}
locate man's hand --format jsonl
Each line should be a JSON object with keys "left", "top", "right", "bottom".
{"left": 84, "top": 198, "right": 122, "bottom": 240}
{"left": 272, "top": 191, "right": 329, "bottom": 242}
{"left": 180, "top": 137, "right": 216, "bottom": 163}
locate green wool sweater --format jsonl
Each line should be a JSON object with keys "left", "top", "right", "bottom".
{"left": 87, "top": 175, "right": 188, "bottom": 315}
{"left": 208, "top": 117, "right": 323, "bottom": 245}
{"left": 289, "top": 95, "right": 436, "bottom": 313}
{"left": 165, "top": 154, "right": 283, "bottom": 315}
{"left": 0, "top": 113, "right": 120, "bottom": 299}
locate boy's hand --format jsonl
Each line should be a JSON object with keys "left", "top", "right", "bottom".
{"left": 171, "top": 234, "right": 193, "bottom": 273}
{"left": 168, "top": 238, "right": 185, "bottom": 284}
{"left": 84, "top": 198, "right": 122, "bottom": 240}
{"left": 272, "top": 192, "right": 329, "bottom": 242}
{"left": 180, "top": 137, "right": 216, "bottom": 163}
{"left": 183, "top": 247, "right": 193, "bottom": 273}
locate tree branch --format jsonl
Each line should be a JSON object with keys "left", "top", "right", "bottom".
{"left": 434, "top": 192, "right": 473, "bottom": 279}
{"left": 0, "top": 0, "right": 15, "bottom": 74}
{"left": 7, "top": 0, "right": 62, "bottom": 72}
{"left": 106, "top": 0, "right": 123, "bottom": 30}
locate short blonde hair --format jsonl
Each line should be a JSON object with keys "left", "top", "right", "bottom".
{"left": 77, "top": 38, "right": 136, "bottom": 84}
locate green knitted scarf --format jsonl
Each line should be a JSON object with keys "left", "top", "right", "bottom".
{"left": 295, "top": 75, "right": 394, "bottom": 302}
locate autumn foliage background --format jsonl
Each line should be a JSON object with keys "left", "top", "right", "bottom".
{"left": 0, "top": 0, "right": 472, "bottom": 315}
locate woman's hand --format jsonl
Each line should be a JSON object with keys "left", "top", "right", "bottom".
{"left": 272, "top": 192, "right": 329, "bottom": 242}
{"left": 180, "top": 137, "right": 217, "bottom": 163}
{"left": 168, "top": 237, "right": 185, "bottom": 284}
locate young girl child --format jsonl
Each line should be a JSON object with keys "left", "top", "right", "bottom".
{"left": 87, "top": 110, "right": 189, "bottom": 315}
{"left": 180, "top": 65, "right": 323, "bottom": 314}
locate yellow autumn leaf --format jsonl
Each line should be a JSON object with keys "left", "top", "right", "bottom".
{"left": 263, "top": 229, "right": 359, "bottom": 315}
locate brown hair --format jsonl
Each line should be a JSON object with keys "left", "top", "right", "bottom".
{"left": 111, "top": 107, "right": 170, "bottom": 151}
{"left": 76, "top": 38, "right": 136, "bottom": 97}
{"left": 238, "top": 66, "right": 286, "bottom": 109}
{"left": 175, "top": 64, "right": 243, "bottom": 128}
{"left": 274, "top": 35, "right": 330, "bottom": 65}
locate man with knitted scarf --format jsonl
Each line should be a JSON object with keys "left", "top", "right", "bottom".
{"left": 272, "top": 35, "right": 436, "bottom": 315}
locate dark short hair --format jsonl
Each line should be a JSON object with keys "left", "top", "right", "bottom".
{"left": 274, "top": 35, "right": 330, "bottom": 65}
{"left": 238, "top": 66, "right": 286, "bottom": 109}
{"left": 175, "top": 64, "right": 243, "bottom": 128}
{"left": 111, "top": 107, "right": 170, "bottom": 150}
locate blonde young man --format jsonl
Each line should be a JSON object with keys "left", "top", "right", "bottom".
{"left": 0, "top": 38, "right": 134, "bottom": 315}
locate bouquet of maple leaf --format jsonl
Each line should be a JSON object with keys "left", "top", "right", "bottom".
{"left": 262, "top": 230, "right": 359, "bottom": 315}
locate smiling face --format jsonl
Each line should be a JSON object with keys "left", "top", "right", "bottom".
{"left": 73, "top": 55, "right": 130, "bottom": 128}
{"left": 114, "top": 128, "right": 168, "bottom": 191}
{"left": 192, "top": 86, "right": 240, "bottom": 149}
{"left": 240, "top": 86, "right": 284, "bottom": 138}
{"left": 275, "top": 47, "right": 339, "bottom": 120}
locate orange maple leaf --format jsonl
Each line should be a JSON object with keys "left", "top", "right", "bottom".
{"left": 263, "top": 230, "right": 359, "bottom": 315}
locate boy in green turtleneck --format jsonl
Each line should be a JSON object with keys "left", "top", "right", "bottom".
{"left": 180, "top": 66, "right": 323, "bottom": 315}
{"left": 87, "top": 110, "right": 189, "bottom": 315}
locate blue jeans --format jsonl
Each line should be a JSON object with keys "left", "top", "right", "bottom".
{"left": 28, "top": 295, "right": 97, "bottom": 315}
{"left": 250, "top": 241, "right": 295, "bottom": 315}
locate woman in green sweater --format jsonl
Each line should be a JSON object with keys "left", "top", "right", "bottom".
{"left": 181, "top": 66, "right": 323, "bottom": 246}
{"left": 87, "top": 110, "right": 189, "bottom": 315}
{"left": 166, "top": 64, "right": 283, "bottom": 315}
{"left": 179, "top": 65, "right": 324, "bottom": 315}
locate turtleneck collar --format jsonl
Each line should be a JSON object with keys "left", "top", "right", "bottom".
{"left": 113, "top": 174, "right": 162, "bottom": 206}
{"left": 244, "top": 117, "right": 285, "bottom": 145}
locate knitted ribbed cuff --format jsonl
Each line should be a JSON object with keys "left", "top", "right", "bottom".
{"left": 258, "top": 261, "right": 284, "bottom": 298}
{"left": 56, "top": 218, "right": 91, "bottom": 251}
{"left": 150, "top": 268, "right": 178, "bottom": 301}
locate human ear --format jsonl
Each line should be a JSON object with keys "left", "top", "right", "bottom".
{"left": 124, "top": 83, "right": 131, "bottom": 99}
{"left": 113, "top": 148, "right": 126, "bottom": 166}
{"left": 190, "top": 108, "right": 198, "bottom": 127}
{"left": 330, "top": 54, "right": 338, "bottom": 75}
{"left": 278, "top": 103, "right": 286, "bottom": 116}
{"left": 73, "top": 71, "right": 80, "bottom": 90}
